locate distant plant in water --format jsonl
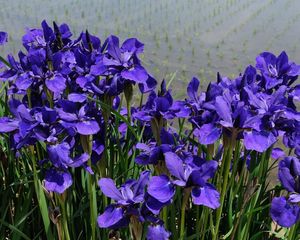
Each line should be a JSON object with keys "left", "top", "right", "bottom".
{"left": 0, "top": 21, "right": 299, "bottom": 240}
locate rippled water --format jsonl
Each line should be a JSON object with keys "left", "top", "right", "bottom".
{"left": 1, "top": 0, "right": 300, "bottom": 96}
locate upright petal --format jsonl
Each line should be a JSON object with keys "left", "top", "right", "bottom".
{"left": 98, "top": 178, "right": 123, "bottom": 201}
{"left": 215, "top": 96, "right": 233, "bottom": 127}
{"left": 0, "top": 32, "right": 8, "bottom": 45}
{"left": 164, "top": 152, "right": 185, "bottom": 181}
{"left": 187, "top": 77, "right": 200, "bottom": 101}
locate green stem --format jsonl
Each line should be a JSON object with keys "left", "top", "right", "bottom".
{"left": 58, "top": 195, "right": 70, "bottom": 240}
{"left": 29, "top": 146, "right": 54, "bottom": 240}
{"left": 81, "top": 135, "right": 97, "bottom": 240}
{"left": 213, "top": 135, "right": 235, "bottom": 240}
{"left": 180, "top": 188, "right": 191, "bottom": 239}
{"left": 288, "top": 223, "right": 298, "bottom": 240}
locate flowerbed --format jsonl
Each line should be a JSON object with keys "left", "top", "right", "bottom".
{"left": 0, "top": 21, "right": 299, "bottom": 240}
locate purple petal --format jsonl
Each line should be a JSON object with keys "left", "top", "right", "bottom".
{"left": 44, "top": 169, "right": 72, "bottom": 194}
{"left": 68, "top": 153, "right": 89, "bottom": 168}
{"left": 121, "top": 38, "right": 144, "bottom": 57}
{"left": 193, "top": 123, "right": 221, "bottom": 145}
{"left": 145, "top": 194, "right": 168, "bottom": 215}
{"left": 0, "top": 117, "right": 19, "bottom": 132}
{"left": 76, "top": 120, "right": 100, "bottom": 135}
{"left": 147, "top": 175, "right": 175, "bottom": 203}
{"left": 47, "top": 142, "right": 72, "bottom": 169}
{"left": 289, "top": 194, "right": 300, "bottom": 204}
{"left": 271, "top": 148, "right": 285, "bottom": 159}
{"left": 97, "top": 205, "right": 129, "bottom": 229}
{"left": 191, "top": 184, "right": 220, "bottom": 209}
{"left": 147, "top": 224, "right": 171, "bottom": 240}
{"left": 155, "top": 97, "right": 171, "bottom": 113}
{"left": 164, "top": 152, "right": 185, "bottom": 181}
{"left": 46, "top": 74, "right": 66, "bottom": 93}
{"left": 68, "top": 93, "right": 87, "bottom": 103}
{"left": 0, "top": 32, "right": 8, "bottom": 45}
{"left": 215, "top": 96, "right": 233, "bottom": 127}
{"left": 133, "top": 170, "right": 150, "bottom": 198}
{"left": 278, "top": 157, "right": 296, "bottom": 192}
{"left": 270, "top": 197, "right": 300, "bottom": 228}
{"left": 106, "top": 35, "right": 121, "bottom": 62}
{"left": 187, "top": 77, "right": 200, "bottom": 101}
{"left": 243, "top": 130, "right": 277, "bottom": 152}
{"left": 98, "top": 178, "right": 123, "bottom": 201}
{"left": 15, "top": 74, "right": 33, "bottom": 90}
{"left": 121, "top": 65, "right": 148, "bottom": 83}
{"left": 90, "top": 63, "right": 107, "bottom": 76}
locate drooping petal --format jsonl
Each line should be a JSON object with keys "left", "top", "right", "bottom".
{"left": 271, "top": 148, "right": 285, "bottom": 159}
{"left": 193, "top": 123, "right": 221, "bottom": 145}
{"left": 147, "top": 175, "right": 175, "bottom": 203}
{"left": 270, "top": 197, "right": 300, "bottom": 228}
{"left": 68, "top": 153, "right": 89, "bottom": 168}
{"left": 97, "top": 205, "right": 129, "bottom": 229}
{"left": 68, "top": 93, "right": 87, "bottom": 103}
{"left": 76, "top": 120, "right": 100, "bottom": 135}
{"left": 278, "top": 157, "right": 296, "bottom": 192}
{"left": 44, "top": 169, "right": 73, "bottom": 194}
{"left": 121, "top": 65, "right": 148, "bottom": 83}
{"left": 145, "top": 194, "right": 168, "bottom": 215}
{"left": 243, "top": 130, "right": 277, "bottom": 152}
{"left": 289, "top": 194, "right": 300, "bottom": 204}
{"left": 0, "top": 117, "right": 19, "bottom": 132}
{"left": 47, "top": 142, "right": 72, "bottom": 169}
{"left": 191, "top": 184, "right": 220, "bottom": 209}
{"left": 45, "top": 74, "right": 66, "bottom": 93}
{"left": 146, "top": 224, "right": 171, "bottom": 240}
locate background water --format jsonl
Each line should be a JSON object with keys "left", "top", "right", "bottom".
{"left": 1, "top": 0, "right": 300, "bottom": 97}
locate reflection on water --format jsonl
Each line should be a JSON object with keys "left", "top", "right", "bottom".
{"left": 1, "top": 0, "right": 300, "bottom": 96}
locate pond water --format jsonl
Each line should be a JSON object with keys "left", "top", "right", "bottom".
{"left": 1, "top": 0, "right": 300, "bottom": 96}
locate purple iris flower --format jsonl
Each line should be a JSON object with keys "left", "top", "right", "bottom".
{"left": 135, "top": 128, "right": 177, "bottom": 165}
{"left": 134, "top": 80, "right": 175, "bottom": 123}
{"left": 97, "top": 171, "right": 150, "bottom": 229}
{"left": 256, "top": 51, "right": 300, "bottom": 89}
{"left": 164, "top": 152, "right": 220, "bottom": 209}
{"left": 44, "top": 168, "right": 73, "bottom": 194}
{"left": 46, "top": 142, "right": 89, "bottom": 170}
{"left": 42, "top": 141, "right": 90, "bottom": 193}
{"left": 56, "top": 100, "right": 100, "bottom": 135}
{"left": 0, "top": 100, "right": 59, "bottom": 148}
{"left": 271, "top": 156, "right": 300, "bottom": 227}
{"left": 91, "top": 35, "right": 156, "bottom": 94}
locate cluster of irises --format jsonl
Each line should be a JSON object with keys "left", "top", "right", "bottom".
{"left": 0, "top": 21, "right": 299, "bottom": 239}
